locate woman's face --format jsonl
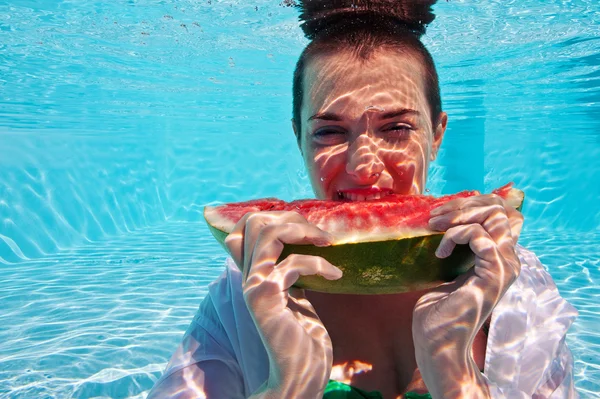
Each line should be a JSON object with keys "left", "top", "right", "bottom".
{"left": 296, "top": 49, "right": 447, "bottom": 201}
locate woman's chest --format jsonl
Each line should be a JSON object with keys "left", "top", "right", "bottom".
{"left": 330, "top": 329, "right": 488, "bottom": 398}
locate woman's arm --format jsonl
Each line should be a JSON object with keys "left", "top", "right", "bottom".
{"left": 224, "top": 211, "right": 342, "bottom": 397}
{"left": 149, "top": 211, "right": 342, "bottom": 398}
{"left": 414, "top": 229, "right": 579, "bottom": 398}
{"left": 413, "top": 193, "right": 525, "bottom": 398}
{"left": 413, "top": 194, "right": 578, "bottom": 398}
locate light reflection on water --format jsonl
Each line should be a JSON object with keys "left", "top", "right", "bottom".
{"left": 1, "top": 0, "right": 599, "bottom": 397}
{"left": 0, "top": 223, "right": 226, "bottom": 398}
{"left": 0, "top": 225, "right": 598, "bottom": 398}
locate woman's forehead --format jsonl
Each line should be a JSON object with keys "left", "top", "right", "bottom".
{"left": 302, "top": 50, "right": 429, "bottom": 118}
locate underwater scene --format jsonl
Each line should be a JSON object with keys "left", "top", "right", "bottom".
{"left": 1, "top": 0, "right": 599, "bottom": 397}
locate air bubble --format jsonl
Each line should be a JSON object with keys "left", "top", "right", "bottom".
{"left": 320, "top": 177, "right": 325, "bottom": 182}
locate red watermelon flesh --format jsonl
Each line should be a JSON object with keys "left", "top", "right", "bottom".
{"left": 204, "top": 183, "right": 523, "bottom": 246}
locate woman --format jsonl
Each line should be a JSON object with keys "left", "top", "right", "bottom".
{"left": 148, "top": 1, "right": 578, "bottom": 398}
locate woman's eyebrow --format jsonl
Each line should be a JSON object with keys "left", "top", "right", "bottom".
{"left": 379, "top": 108, "right": 420, "bottom": 119}
{"left": 308, "top": 112, "right": 342, "bottom": 122}
{"left": 307, "top": 108, "right": 419, "bottom": 122}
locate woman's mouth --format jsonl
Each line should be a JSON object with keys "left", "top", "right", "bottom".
{"left": 336, "top": 188, "right": 394, "bottom": 201}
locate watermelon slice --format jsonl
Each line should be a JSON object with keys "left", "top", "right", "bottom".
{"left": 204, "top": 183, "right": 524, "bottom": 294}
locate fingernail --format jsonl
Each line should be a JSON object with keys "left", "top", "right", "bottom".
{"left": 430, "top": 207, "right": 443, "bottom": 216}
{"left": 332, "top": 266, "right": 343, "bottom": 279}
{"left": 435, "top": 247, "right": 444, "bottom": 258}
{"left": 429, "top": 216, "right": 444, "bottom": 230}
{"left": 315, "top": 233, "right": 335, "bottom": 247}
{"left": 435, "top": 246, "right": 449, "bottom": 259}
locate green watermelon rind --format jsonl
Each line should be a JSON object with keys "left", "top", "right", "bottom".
{"left": 207, "top": 223, "right": 475, "bottom": 295}
{"left": 281, "top": 236, "right": 475, "bottom": 294}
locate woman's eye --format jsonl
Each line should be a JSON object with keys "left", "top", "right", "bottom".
{"left": 382, "top": 124, "right": 413, "bottom": 140}
{"left": 313, "top": 128, "right": 346, "bottom": 144}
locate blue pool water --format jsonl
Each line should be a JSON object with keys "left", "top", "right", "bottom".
{"left": 1, "top": 1, "right": 599, "bottom": 397}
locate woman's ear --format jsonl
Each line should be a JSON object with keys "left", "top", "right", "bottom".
{"left": 430, "top": 112, "right": 447, "bottom": 161}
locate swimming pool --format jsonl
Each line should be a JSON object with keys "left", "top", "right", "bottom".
{"left": 1, "top": 0, "right": 599, "bottom": 397}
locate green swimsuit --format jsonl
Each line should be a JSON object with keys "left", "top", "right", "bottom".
{"left": 324, "top": 380, "right": 432, "bottom": 399}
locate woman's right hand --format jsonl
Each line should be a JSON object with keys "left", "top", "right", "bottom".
{"left": 224, "top": 211, "right": 343, "bottom": 398}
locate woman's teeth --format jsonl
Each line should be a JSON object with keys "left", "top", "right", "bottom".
{"left": 337, "top": 192, "right": 390, "bottom": 201}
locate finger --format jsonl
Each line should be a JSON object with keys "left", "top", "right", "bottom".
{"left": 243, "top": 212, "right": 309, "bottom": 280}
{"left": 436, "top": 224, "right": 520, "bottom": 285}
{"left": 230, "top": 211, "right": 307, "bottom": 281}
{"left": 287, "top": 286, "right": 314, "bottom": 314}
{"left": 246, "top": 222, "right": 335, "bottom": 283}
{"left": 287, "top": 289, "right": 317, "bottom": 318}
{"left": 429, "top": 202, "right": 505, "bottom": 231}
{"left": 430, "top": 194, "right": 505, "bottom": 217}
{"left": 224, "top": 212, "right": 253, "bottom": 267}
{"left": 430, "top": 203, "right": 514, "bottom": 251}
{"left": 288, "top": 286, "right": 306, "bottom": 300}
{"left": 435, "top": 224, "right": 497, "bottom": 262}
{"left": 505, "top": 206, "right": 524, "bottom": 244}
{"left": 244, "top": 254, "right": 341, "bottom": 311}
{"left": 225, "top": 211, "right": 308, "bottom": 275}
{"left": 283, "top": 258, "right": 341, "bottom": 320}
{"left": 253, "top": 262, "right": 333, "bottom": 337}
{"left": 481, "top": 210, "right": 519, "bottom": 257}
{"left": 272, "top": 254, "right": 343, "bottom": 287}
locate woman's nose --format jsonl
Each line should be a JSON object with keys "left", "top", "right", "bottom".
{"left": 345, "top": 135, "right": 385, "bottom": 184}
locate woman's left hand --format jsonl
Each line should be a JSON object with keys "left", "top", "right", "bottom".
{"left": 412, "top": 193, "right": 524, "bottom": 398}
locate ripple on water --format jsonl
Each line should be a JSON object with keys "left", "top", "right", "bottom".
{"left": 1, "top": 0, "right": 599, "bottom": 397}
{"left": 0, "top": 222, "right": 226, "bottom": 398}
{"left": 0, "top": 224, "right": 598, "bottom": 398}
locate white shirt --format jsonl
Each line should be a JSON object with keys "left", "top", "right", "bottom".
{"left": 148, "top": 245, "right": 579, "bottom": 398}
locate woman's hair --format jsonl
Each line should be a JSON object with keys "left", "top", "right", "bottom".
{"left": 292, "top": 0, "right": 441, "bottom": 142}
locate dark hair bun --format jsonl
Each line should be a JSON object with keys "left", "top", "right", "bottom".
{"left": 297, "top": 0, "right": 438, "bottom": 39}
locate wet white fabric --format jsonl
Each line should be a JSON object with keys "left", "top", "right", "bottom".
{"left": 147, "top": 245, "right": 579, "bottom": 398}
